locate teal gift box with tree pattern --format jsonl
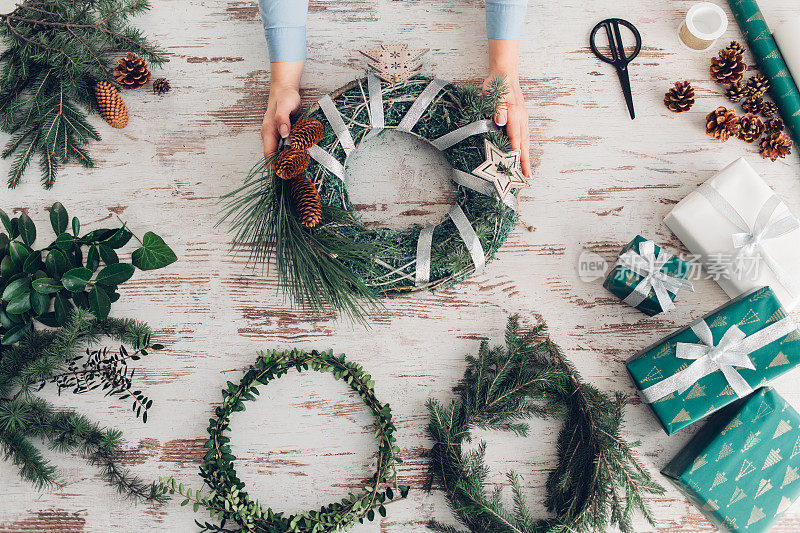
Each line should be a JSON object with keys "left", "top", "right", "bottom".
{"left": 662, "top": 387, "right": 800, "bottom": 533}
{"left": 626, "top": 287, "right": 800, "bottom": 434}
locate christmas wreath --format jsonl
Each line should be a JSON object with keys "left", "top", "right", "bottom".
{"left": 160, "top": 349, "right": 408, "bottom": 533}
{"left": 220, "top": 75, "right": 525, "bottom": 321}
{"left": 425, "top": 316, "right": 665, "bottom": 533}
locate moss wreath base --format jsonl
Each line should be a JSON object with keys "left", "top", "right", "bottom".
{"left": 160, "top": 349, "right": 408, "bottom": 533}
{"left": 220, "top": 75, "right": 521, "bottom": 321}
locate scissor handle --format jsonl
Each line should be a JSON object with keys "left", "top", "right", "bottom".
{"left": 590, "top": 18, "right": 642, "bottom": 66}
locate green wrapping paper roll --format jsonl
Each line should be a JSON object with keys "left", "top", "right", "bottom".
{"left": 728, "top": 0, "right": 800, "bottom": 146}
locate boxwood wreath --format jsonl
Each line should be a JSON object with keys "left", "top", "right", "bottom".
{"left": 160, "top": 349, "right": 409, "bottom": 533}
{"left": 220, "top": 75, "right": 521, "bottom": 321}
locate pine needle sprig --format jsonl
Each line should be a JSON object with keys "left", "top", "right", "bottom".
{"left": 425, "top": 315, "right": 664, "bottom": 533}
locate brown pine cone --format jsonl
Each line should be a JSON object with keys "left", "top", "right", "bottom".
{"left": 726, "top": 41, "right": 746, "bottom": 55}
{"left": 760, "top": 132, "right": 793, "bottom": 161}
{"left": 761, "top": 101, "right": 778, "bottom": 118}
{"left": 287, "top": 176, "right": 323, "bottom": 228}
{"left": 274, "top": 148, "right": 311, "bottom": 180}
{"left": 742, "top": 95, "right": 764, "bottom": 114}
{"left": 113, "top": 52, "right": 151, "bottom": 90}
{"left": 765, "top": 117, "right": 785, "bottom": 134}
{"left": 746, "top": 74, "right": 770, "bottom": 96}
{"left": 93, "top": 81, "right": 129, "bottom": 129}
{"left": 737, "top": 113, "right": 765, "bottom": 143}
{"left": 706, "top": 107, "right": 741, "bottom": 141}
{"left": 153, "top": 77, "right": 171, "bottom": 95}
{"left": 725, "top": 82, "right": 749, "bottom": 103}
{"left": 288, "top": 118, "right": 324, "bottom": 151}
{"left": 710, "top": 48, "right": 746, "bottom": 84}
{"left": 664, "top": 81, "right": 695, "bottom": 113}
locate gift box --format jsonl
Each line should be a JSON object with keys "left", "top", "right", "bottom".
{"left": 664, "top": 158, "right": 800, "bottom": 311}
{"left": 626, "top": 286, "right": 800, "bottom": 434}
{"left": 602, "top": 235, "right": 693, "bottom": 316}
{"left": 662, "top": 388, "right": 800, "bottom": 533}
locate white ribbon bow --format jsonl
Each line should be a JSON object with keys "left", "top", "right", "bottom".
{"left": 640, "top": 315, "right": 796, "bottom": 403}
{"left": 617, "top": 240, "right": 693, "bottom": 312}
{"left": 700, "top": 185, "right": 800, "bottom": 297}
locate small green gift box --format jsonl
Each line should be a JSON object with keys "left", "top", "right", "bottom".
{"left": 662, "top": 387, "right": 800, "bottom": 533}
{"left": 602, "top": 235, "right": 693, "bottom": 316}
{"left": 626, "top": 287, "right": 800, "bottom": 434}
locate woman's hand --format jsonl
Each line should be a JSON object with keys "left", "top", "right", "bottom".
{"left": 262, "top": 60, "right": 304, "bottom": 159}
{"left": 485, "top": 40, "right": 530, "bottom": 178}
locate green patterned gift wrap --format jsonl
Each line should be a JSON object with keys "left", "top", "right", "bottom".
{"left": 602, "top": 235, "right": 692, "bottom": 316}
{"left": 626, "top": 287, "right": 800, "bottom": 434}
{"left": 662, "top": 388, "right": 800, "bottom": 533}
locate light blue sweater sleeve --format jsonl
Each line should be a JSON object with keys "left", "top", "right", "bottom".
{"left": 258, "top": 0, "right": 527, "bottom": 63}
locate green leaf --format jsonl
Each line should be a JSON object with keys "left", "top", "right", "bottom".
{"left": 50, "top": 202, "right": 68, "bottom": 234}
{"left": 32, "top": 277, "right": 62, "bottom": 294}
{"left": 45, "top": 249, "right": 68, "bottom": 278}
{"left": 53, "top": 293, "right": 73, "bottom": 326}
{"left": 1, "top": 322, "right": 28, "bottom": 345}
{"left": 54, "top": 233, "right": 74, "bottom": 252}
{"left": 88, "top": 284, "right": 110, "bottom": 319}
{"left": 0, "top": 208, "right": 10, "bottom": 234}
{"left": 71, "top": 216, "right": 80, "bottom": 236}
{"left": 95, "top": 263, "right": 135, "bottom": 287}
{"left": 61, "top": 267, "right": 92, "bottom": 292}
{"left": 1, "top": 255, "right": 17, "bottom": 278}
{"left": 9, "top": 241, "right": 30, "bottom": 266}
{"left": 106, "top": 227, "right": 133, "bottom": 249}
{"left": 131, "top": 232, "right": 177, "bottom": 271}
{"left": 98, "top": 244, "right": 119, "bottom": 265}
{"left": 6, "top": 292, "right": 31, "bottom": 314}
{"left": 30, "top": 290, "right": 49, "bottom": 315}
{"left": 17, "top": 213, "right": 35, "bottom": 246}
{"left": 22, "top": 250, "right": 41, "bottom": 274}
{"left": 2, "top": 278, "right": 29, "bottom": 301}
{"left": 86, "top": 245, "right": 99, "bottom": 271}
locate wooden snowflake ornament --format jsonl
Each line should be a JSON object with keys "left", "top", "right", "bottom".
{"left": 472, "top": 140, "right": 530, "bottom": 200}
{"left": 360, "top": 43, "right": 428, "bottom": 83}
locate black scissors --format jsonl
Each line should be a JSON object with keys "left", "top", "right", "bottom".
{"left": 590, "top": 18, "right": 642, "bottom": 119}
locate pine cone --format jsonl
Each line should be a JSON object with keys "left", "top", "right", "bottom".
{"left": 726, "top": 41, "right": 746, "bottom": 55}
{"left": 765, "top": 117, "right": 785, "bottom": 134}
{"left": 664, "top": 81, "right": 695, "bottom": 113}
{"left": 710, "top": 48, "right": 746, "bottom": 84}
{"left": 760, "top": 132, "right": 793, "bottom": 161}
{"left": 706, "top": 107, "right": 741, "bottom": 141}
{"left": 741, "top": 95, "right": 763, "bottom": 114}
{"left": 725, "top": 82, "right": 749, "bottom": 103}
{"left": 94, "top": 81, "right": 129, "bottom": 129}
{"left": 737, "top": 113, "right": 765, "bottom": 143}
{"left": 288, "top": 118, "right": 324, "bottom": 151}
{"left": 287, "top": 176, "right": 323, "bottom": 228}
{"left": 761, "top": 101, "right": 778, "bottom": 118}
{"left": 274, "top": 148, "right": 310, "bottom": 180}
{"left": 746, "top": 74, "right": 770, "bottom": 96}
{"left": 113, "top": 52, "right": 151, "bottom": 90}
{"left": 153, "top": 78, "right": 171, "bottom": 95}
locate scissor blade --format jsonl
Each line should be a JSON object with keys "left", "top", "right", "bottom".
{"left": 615, "top": 65, "right": 635, "bottom": 119}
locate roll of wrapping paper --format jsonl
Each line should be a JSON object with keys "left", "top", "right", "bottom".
{"left": 728, "top": 0, "right": 800, "bottom": 147}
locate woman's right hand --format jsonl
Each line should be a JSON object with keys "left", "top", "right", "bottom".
{"left": 261, "top": 60, "right": 304, "bottom": 159}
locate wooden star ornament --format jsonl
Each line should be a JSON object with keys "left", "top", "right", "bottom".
{"left": 472, "top": 140, "right": 530, "bottom": 200}
{"left": 360, "top": 43, "right": 428, "bottom": 84}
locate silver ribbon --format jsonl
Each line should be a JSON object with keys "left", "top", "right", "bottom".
{"left": 449, "top": 204, "right": 486, "bottom": 274}
{"left": 365, "top": 73, "right": 384, "bottom": 140}
{"left": 699, "top": 183, "right": 800, "bottom": 296}
{"left": 397, "top": 78, "right": 447, "bottom": 132}
{"left": 452, "top": 169, "right": 518, "bottom": 211}
{"left": 617, "top": 240, "right": 693, "bottom": 312}
{"left": 307, "top": 144, "right": 345, "bottom": 180}
{"left": 640, "top": 316, "right": 797, "bottom": 403}
{"left": 431, "top": 119, "right": 497, "bottom": 151}
{"left": 319, "top": 95, "right": 355, "bottom": 155}
{"left": 414, "top": 224, "right": 435, "bottom": 287}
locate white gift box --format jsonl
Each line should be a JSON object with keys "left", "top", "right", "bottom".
{"left": 664, "top": 158, "right": 800, "bottom": 310}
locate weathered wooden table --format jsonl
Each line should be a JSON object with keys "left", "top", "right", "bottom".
{"left": 3, "top": 0, "right": 800, "bottom": 531}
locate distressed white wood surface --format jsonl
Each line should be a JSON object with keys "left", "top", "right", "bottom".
{"left": 2, "top": 0, "right": 800, "bottom": 531}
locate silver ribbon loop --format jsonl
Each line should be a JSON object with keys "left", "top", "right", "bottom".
{"left": 618, "top": 240, "right": 693, "bottom": 312}
{"left": 414, "top": 224, "right": 435, "bottom": 287}
{"left": 449, "top": 204, "right": 486, "bottom": 274}
{"left": 640, "top": 316, "right": 797, "bottom": 403}
{"left": 699, "top": 183, "right": 800, "bottom": 296}
{"left": 431, "top": 119, "right": 497, "bottom": 151}
{"left": 397, "top": 78, "right": 447, "bottom": 132}
{"left": 307, "top": 144, "right": 345, "bottom": 180}
{"left": 451, "top": 169, "right": 518, "bottom": 212}
{"left": 319, "top": 95, "right": 355, "bottom": 156}
{"left": 365, "top": 73, "right": 384, "bottom": 140}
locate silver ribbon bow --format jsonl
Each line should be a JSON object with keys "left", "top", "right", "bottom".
{"left": 699, "top": 184, "right": 800, "bottom": 297}
{"left": 618, "top": 240, "right": 693, "bottom": 312}
{"left": 640, "top": 315, "right": 796, "bottom": 403}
